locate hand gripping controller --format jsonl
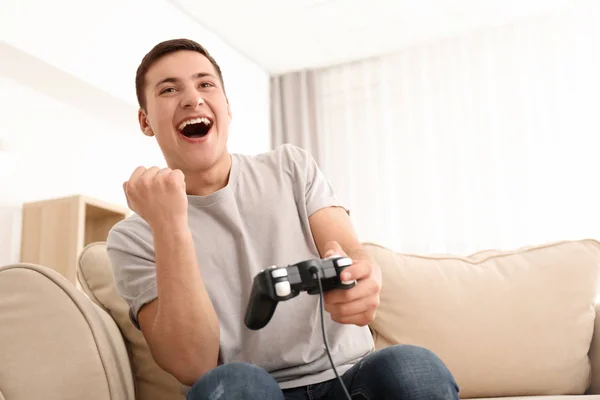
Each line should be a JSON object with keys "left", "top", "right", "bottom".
{"left": 244, "top": 255, "right": 356, "bottom": 330}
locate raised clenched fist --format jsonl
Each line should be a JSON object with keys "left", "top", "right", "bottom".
{"left": 123, "top": 166, "right": 188, "bottom": 229}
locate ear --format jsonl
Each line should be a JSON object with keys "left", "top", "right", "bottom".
{"left": 138, "top": 108, "right": 154, "bottom": 137}
{"left": 226, "top": 96, "right": 232, "bottom": 121}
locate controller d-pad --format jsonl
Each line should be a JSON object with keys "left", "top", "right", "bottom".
{"left": 275, "top": 281, "right": 291, "bottom": 297}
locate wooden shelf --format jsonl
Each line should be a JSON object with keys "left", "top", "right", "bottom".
{"left": 20, "top": 195, "right": 130, "bottom": 285}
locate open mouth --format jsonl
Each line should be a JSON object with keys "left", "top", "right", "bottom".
{"left": 178, "top": 117, "right": 213, "bottom": 139}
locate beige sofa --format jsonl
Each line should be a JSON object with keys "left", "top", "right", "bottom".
{"left": 2, "top": 239, "right": 600, "bottom": 399}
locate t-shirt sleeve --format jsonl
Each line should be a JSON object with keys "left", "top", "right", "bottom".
{"left": 106, "top": 222, "right": 158, "bottom": 330}
{"left": 283, "top": 143, "right": 348, "bottom": 217}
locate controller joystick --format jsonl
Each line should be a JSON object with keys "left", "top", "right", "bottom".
{"left": 244, "top": 255, "right": 356, "bottom": 330}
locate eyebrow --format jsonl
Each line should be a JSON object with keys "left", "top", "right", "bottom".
{"left": 154, "top": 72, "right": 217, "bottom": 88}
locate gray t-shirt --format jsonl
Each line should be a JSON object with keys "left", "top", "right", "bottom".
{"left": 106, "top": 143, "right": 374, "bottom": 389}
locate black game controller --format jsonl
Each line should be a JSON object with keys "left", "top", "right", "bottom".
{"left": 244, "top": 255, "right": 356, "bottom": 330}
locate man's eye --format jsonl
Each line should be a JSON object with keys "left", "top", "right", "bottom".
{"left": 160, "top": 88, "right": 176, "bottom": 94}
{"left": 200, "top": 82, "right": 214, "bottom": 88}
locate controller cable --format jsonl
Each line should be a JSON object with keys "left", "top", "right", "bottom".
{"left": 310, "top": 267, "right": 352, "bottom": 400}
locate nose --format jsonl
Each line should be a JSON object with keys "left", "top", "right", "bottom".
{"left": 181, "top": 89, "right": 205, "bottom": 109}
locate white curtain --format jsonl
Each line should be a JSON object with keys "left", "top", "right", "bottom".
{"left": 312, "top": 0, "right": 600, "bottom": 254}
{"left": 271, "top": 70, "right": 323, "bottom": 165}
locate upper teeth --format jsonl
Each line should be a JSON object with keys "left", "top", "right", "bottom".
{"left": 178, "top": 117, "right": 211, "bottom": 131}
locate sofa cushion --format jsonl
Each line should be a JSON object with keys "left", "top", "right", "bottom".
{"left": 365, "top": 239, "right": 600, "bottom": 399}
{"left": 77, "top": 242, "right": 184, "bottom": 400}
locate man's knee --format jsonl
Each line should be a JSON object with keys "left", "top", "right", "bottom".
{"left": 365, "top": 345, "right": 459, "bottom": 398}
{"left": 187, "top": 362, "right": 284, "bottom": 400}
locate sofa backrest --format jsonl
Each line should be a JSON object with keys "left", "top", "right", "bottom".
{"left": 364, "top": 239, "right": 600, "bottom": 398}
{"left": 77, "top": 239, "right": 600, "bottom": 399}
{"left": 77, "top": 242, "right": 184, "bottom": 400}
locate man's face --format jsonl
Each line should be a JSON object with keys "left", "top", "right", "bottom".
{"left": 138, "top": 50, "right": 231, "bottom": 172}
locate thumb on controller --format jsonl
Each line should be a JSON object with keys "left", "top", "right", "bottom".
{"left": 323, "top": 240, "right": 347, "bottom": 258}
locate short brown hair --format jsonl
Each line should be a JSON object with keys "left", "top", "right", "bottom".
{"left": 135, "top": 38, "right": 225, "bottom": 110}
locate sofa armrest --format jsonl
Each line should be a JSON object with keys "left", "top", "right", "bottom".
{"left": 587, "top": 302, "right": 600, "bottom": 394}
{"left": 0, "top": 263, "right": 135, "bottom": 400}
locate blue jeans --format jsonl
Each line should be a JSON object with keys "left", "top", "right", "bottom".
{"left": 186, "top": 344, "right": 459, "bottom": 400}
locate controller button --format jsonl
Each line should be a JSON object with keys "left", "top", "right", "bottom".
{"left": 275, "top": 281, "right": 291, "bottom": 297}
{"left": 337, "top": 258, "right": 352, "bottom": 267}
{"left": 271, "top": 268, "right": 288, "bottom": 278}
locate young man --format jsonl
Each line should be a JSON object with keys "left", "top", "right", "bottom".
{"left": 107, "top": 38, "right": 459, "bottom": 400}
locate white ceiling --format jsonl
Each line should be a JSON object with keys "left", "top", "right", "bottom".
{"left": 169, "top": 0, "right": 575, "bottom": 75}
